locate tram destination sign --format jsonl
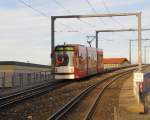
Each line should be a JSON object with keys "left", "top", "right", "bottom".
{"left": 56, "top": 47, "right": 74, "bottom": 51}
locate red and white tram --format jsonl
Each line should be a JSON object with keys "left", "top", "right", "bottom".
{"left": 54, "top": 44, "right": 103, "bottom": 79}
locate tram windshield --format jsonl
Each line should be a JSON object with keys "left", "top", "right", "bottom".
{"left": 55, "top": 47, "right": 74, "bottom": 67}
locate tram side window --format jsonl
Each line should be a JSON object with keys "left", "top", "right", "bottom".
{"left": 79, "top": 52, "right": 83, "bottom": 64}
{"left": 88, "top": 51, "right": 92, "bottom": 68}
{"left": 78, "top": 49, "right": 86, "bottom": 71}
{"left": 76, "top": 50, "right": 79, "bottom": 68}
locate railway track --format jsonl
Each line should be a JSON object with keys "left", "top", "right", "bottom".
{"left": 0, "top": 65, "right": 136, "bottom": 111}
{"left": 83, "top": 72, "right": 130, "bottom": 120}
{"left": 0, "top": 79, "right": 70, "bottom": 109}
{"left": 47, "top": 67, "right": 136, "bottom": 120}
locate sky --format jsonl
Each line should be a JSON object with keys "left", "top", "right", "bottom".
{"left": 0, "top": 0, "right": 150, "bottom": 65}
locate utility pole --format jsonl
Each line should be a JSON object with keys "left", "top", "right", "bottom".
{"left": 96, "top": 31, "right": 98, "bottom": 48}
{"left": 129, "top": 39, "right": 138, "bottom": 64}
{"left": 129, "top": 39, "right": 150, "bottom": 64}
{"left": 129, "top": 40, "right": 131, "bottom": 64}
{"left": 137, "top": 13, "right": 142, "bottom": 72}
{"left": 144, "top": 46, "right": 146, "bottom": 64}
{"left": 51, "top": 16, "right": 55, "bottom": 79}
{"left": 144, "top": 46, "right": 150, "bottom": 64}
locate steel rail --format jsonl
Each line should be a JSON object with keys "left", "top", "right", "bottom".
{"left": 83, "top": 71, "right": 131, "bottom": 120}
{"left": 0, "top": 79, "right": 62, "bottom": 100}
{"left": 85, "top": 65, "right": 150, "bottom": 119}
{"left": 47, "top": 68, "right": 136, "bottom": 120}
{"left": 48, "top": 81, "right": 100, "bottom": 120}
{"left": 0, "top": 79, "right": 68, "bottom": 109}
{"left": 0, "top": 65, "right": 137, "bottom": 110}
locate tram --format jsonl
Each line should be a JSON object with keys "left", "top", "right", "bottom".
{"left": 54, "top": 44, "right": 104, "bottom": 79}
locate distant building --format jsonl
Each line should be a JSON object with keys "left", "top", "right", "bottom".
{"left": 0, "top": 61, "right": 51, "bottom": 88}
{"left": 103, "top": 58, "right": 130, "bottom": 69}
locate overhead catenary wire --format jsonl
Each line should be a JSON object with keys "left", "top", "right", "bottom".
{"left": 53, "top": 0, "right": 96, "bottom": 28}
{"left": 95, "top": 0, "right": 130, "bottom": 39}
{"left": 18, "top": 0, "right": 133, "bottom": 40}
{"left": 17, "top": 0, "right": 85, "bottom": 32}
{"left": 53, "top": 0, "right": 135, "bottom": 41}
{"left": 101, "top": 0, "right": 125, "bottom": 28}
{"left": 85, "top": 0, "right": 133, "bottom": 40}
{"left": 52, "top": 0, "right": 101, "bottom": 36}
{"left": 102, "top": 0, "right": 137, "bottom": 40}
{"left": 85, "top": 0, "right": 107, "bottom": 26}
{"left": 18, "top": 0, "right": 50, "bottom": 18}
{"left": 18, "top": 0, "right": 93, "bottom": 36}
{"left": 53, "top": 0, "right": 72, "bottom": 14}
